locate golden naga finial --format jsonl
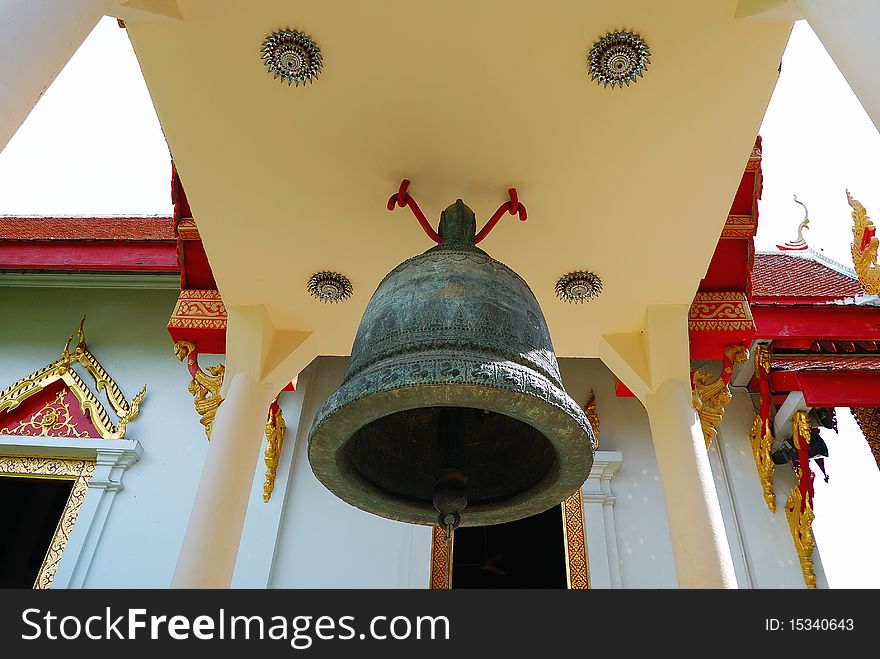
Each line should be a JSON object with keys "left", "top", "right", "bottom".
{"left": 847, "top": 190, "right": 880, "bottom": 293}
{"left": 777, "top": 195, "right": 810, "bottom": 251}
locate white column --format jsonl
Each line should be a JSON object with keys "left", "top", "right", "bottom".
{"left": 172, "top": 371, "right": 276, "bottom": 588}
{"left": 581, "top": 451, "right": 623, "bottom": 589}
{"left": 644, "top": 379, "right": 737, "bottom": 588}
{"left": 793, "top": 0, "right": 880, "bottom": 133}
{"left": 0, "top": 0, "right": 112, "bottom": 152}
{"left": 600, "top": 305, "right": 737, "bottom": 588}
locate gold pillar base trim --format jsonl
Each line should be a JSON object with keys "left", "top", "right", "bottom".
{"left": 0, "top": 456, "right": 95, "bottom": 589}
{"left": 784, "top": 484, "right": 817, "bottom": 589}
{"left": 749, "top": 415, "right": 776, "bottom": 513}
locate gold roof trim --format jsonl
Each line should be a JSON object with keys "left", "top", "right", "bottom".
{"left": 0, "top": 317, "right": 146, "bottom": 439}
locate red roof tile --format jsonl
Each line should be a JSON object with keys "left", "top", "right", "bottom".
{"left": 752, "top": 252, "right": 862, "bottom": 300}
{"left": 0, "top": 216, "right": 176, "bottom": 241}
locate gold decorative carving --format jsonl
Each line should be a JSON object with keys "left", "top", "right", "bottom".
{"left": 792, "top": 409, "right": 812, "bottom": 449}
{"left": 174, "top": 340, "right": 224, "bottom": 439}
{"left": 0, "top": 457, "right": 95, "bottom": 589}
{"left": 429, "top": 493, "right": 589, "bottom": 589}
{"left": 748, "top": 414, "right": 776, "bottom": 512}
{"left": 562, "top": 489, "right": 589, "bottom": 589}
{"left": 787, "top": 410, "right": 817, "bottom": 589}
{"left": 745, "top": 142, "right": 762, "bottom": 171}
{"left": 0, "top": 317, "right": 146, "bottom": 439}
{"left": 167, "top": 290, "right": 227, "bottom": 333}
{"left": 851, "top": 407, "right": 880, "bottom": 472}
{"left": 754, "top": 342, "right": 771, "bottom": 373}
{"left": 2, "top": 390, "right": 90, "bottom": 438}
{"left": 720, "top": 215, "right": 757, "bottom": 240}
{"left": 847, "top": 190, "right": 879, "bottom": 294}
{"left": 785, "top": 484, "right": 817, "bottom": 589}
{"left": 750, "top": 343, "right": 776, "bottom": 512}
{"left": 262, "top": 399, "right": 286, "bottom": 502}
{"left": 692, "top": 372, "right": 731, "bottom": 449}
{"left": 429, "top": 525, "right": 453, "bottom": 590}
{"left": 692, "top": 345, "right": 749, "bottom": 449}
{"left": 583, "top": 390, "right": 599, "bottom": 448}
{"left": 177, "top": 217, "right": 201, "bottom": 241}
{"left": 688, "top": 292, "right": 755, "bottom": 332}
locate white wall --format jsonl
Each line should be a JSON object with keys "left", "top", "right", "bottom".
{"left": 558, "top": 358, "right": 677, "bottom": 588}
{"left": 710, "top": 389, "right": 828, "bottom": 589}
{"left": 267, "top": 357, "right": 431, "bottom": 589}
{"left": 0, "top": 285, "right": 208, "bottom": 587}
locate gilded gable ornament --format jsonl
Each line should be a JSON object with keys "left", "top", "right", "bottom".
{"left": 0, "top": 317, "right": 146, "bottom": 440}
{"left": 847, "top": 190, "right": 879, "bottom": 294}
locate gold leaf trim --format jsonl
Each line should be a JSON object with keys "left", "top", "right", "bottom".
{"left": 748, "top": 415, "right": 776, "bottom": 512}
{"left": 429, "top": 525, "right": 452, "bottom": 590}
{"left": 784, "top": 485, "right": 816, "bottom": 589}
{"left": 584, "top": 390, "right": 599, "bottom": 448}
{"left": 851, "top": 407, "right": 880, "bottom": 472}
{"left": 0, "top": 318, "right": 145, "bottom": 439}
{"left": 174, "top": 341, "right": 224, "bottom": 439}
{"left": 562, "top": 489, "right": 589, "bottom": 589}
{"left": 428, "top": 494, "right": 589, "bottom": 589}
{"left": 847, "top": 190, "right": 879, "bottom": 294}
{"left": 0, "top": 456, "right": 95, "bottom": 589}
{"left": 262, "top": 399, "right": 286, "bottom": 502}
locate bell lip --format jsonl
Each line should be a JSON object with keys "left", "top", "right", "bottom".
{"left": 308, "top": 380, "right": 594, "bottom": 528}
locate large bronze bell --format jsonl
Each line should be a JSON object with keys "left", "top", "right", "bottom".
{"left": 308, "top": 200, "right": 594, "bottom": 528}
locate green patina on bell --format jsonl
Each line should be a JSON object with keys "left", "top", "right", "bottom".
{"left": 308, "top": 200, "right": 595, "bottom": 528}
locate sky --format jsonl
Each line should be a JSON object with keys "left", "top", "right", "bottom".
{"left": 0, "top": 17, "right": 878, "bottom": 588}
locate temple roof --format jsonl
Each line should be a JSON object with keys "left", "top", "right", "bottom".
{"left": 0, "top": 216, "right": 175, "bottom": 241}
{"left": 753, "top": 250, "right": 862, "bottom": 301}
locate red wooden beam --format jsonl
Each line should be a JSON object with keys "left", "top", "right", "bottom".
{"left": 0, "top": 241, "right": 179, "bottom": 272}
{"left": 769, "top": 370, "right": 880, "bottom": 407}
{"left": 752, "top": 305, "right": 880, "bottom": 341}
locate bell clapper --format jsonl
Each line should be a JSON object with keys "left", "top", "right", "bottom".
{"left": 433, "top": 407, "right": 469, "bottom": 538}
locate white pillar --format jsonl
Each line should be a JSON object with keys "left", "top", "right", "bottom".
{"left": 600, "top": 305, "right": 737, "bottom": 588}
{"left": 644, "top": 379, "right": 737, "bottom": 588}
{"left": 172, "top": 371, "right": 276, "bottom": 588}
{"left": 0, "top": 0, "right": 111, "bottom": 152}
{"left": 793, "top": 0, "right": 880, "bottom": 133}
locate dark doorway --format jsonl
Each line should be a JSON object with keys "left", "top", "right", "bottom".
{"left": 451, "top": 505, "right": 566, "bottom": 588}
{"left": 0, "top": 476, "right": 74, "bottom": 588}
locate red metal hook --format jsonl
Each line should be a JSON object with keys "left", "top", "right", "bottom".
{"left": 474, "top": 188, "right": 527, "bottom": 244}
{"left": 387, "top": 179, "right": 443, "bottom": 244}
{"left": 386, "top": 180, "right": 527, "bottom": 245}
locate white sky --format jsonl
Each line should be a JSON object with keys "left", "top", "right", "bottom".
{"left": 0, "top": 17, "right": 878, "bottom": 588}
